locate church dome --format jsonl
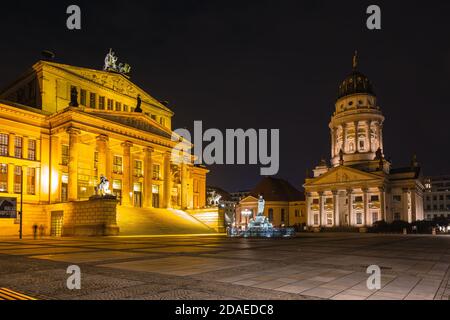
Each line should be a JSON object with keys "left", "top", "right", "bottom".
{"left": 337, "top": 51, "right": 375, "bottom": 100}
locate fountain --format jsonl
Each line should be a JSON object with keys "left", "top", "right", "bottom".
{"left": 229, "top": 195, "right": 295, "bottom": 238}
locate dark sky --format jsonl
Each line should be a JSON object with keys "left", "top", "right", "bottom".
{"left": 1, "top": 0, "right": 450, "bottom": 192}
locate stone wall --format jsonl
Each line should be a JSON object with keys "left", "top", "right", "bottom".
{"left": 0, "top": 198, "right": 119, "bottom": 237}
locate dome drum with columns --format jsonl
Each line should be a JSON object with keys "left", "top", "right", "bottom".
{"left": 304, "top": 52, "right": 424, "bottom": 230}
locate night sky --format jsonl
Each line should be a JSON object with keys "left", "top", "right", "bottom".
{"left": 1, "top": 0, "right": 450, "bottom": 192}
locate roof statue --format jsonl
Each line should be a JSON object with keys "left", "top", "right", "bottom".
{"left": 135, "top": 94, "right": 143, "bottom": 113}
{"left": 103, "top": 48, "right": 131, "bottom": 75}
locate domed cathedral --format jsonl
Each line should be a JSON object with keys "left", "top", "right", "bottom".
{"left": 304, "top": 52, "right": 424, "bottom": 230}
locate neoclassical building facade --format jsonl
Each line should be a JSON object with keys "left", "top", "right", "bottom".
{"left": 0, "top": 59, "right": 207, "bottom": 218}
{"left": 304, "top": 54, "right": 424, "bottom": 229}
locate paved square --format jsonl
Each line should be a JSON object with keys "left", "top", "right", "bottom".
{"left": 0, "top": 233, "right": 449, "bottom": 300}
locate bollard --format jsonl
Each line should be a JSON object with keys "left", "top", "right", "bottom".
{"left": 403, "top": 228, "right": 407, "bottom": 235}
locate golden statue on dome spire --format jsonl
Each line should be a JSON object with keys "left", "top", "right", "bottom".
{"left": 352, "top": 50, "right": 358, "bottom": 70}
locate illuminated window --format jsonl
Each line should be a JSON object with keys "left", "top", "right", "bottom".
{"left": 115, "top": 102, "right": 122, "bottom": 111}
{"left": 14, "top": 136, "right": 23, "bottom": 158}
{"left": 107, "top": 99, "right": 114, "bottom": 110}
{"left": 89, "top": 93, "right": 96, "bottom": 108}
{"left": 327, "top": 214, "right": 333, "bottom": 225}
{"left": 356, "top": 212, "right": 363, "bottom": 224}
{"left": 134, "top": 160, "right": 143, "bottom": 177}
{"left": 61, "top": 145, "right": 69, "bottom": 165}
{"left": 153, "top": 164, "right": 160, "bottom": 180}
{"left": 113, "top": 156, "right": 123, "bottom": 174}
{"left": 0, "top": 134, "right": 8, "bottom": 156}
{"left": 372, "top": 211, "right": 378, "bottom": 223}
{"left": 27, "top": 167, "right": 36, "bottom": 195}
{"left": 28, "top": 139, "right": 36, "bottom": 161}
{"left": 80, "top": 89, "right": 86, "bottom": 106}
{"left": 14, "top": 166, "right": 22, "bottom": 194}
{"left": 99, "top": 96, "right": 105, "bottom": 110}
{"left": 0, "top": 164, "right": 7, "bottom": 192}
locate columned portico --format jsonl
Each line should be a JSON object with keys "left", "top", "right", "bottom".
{"left": 163, "top": 152, "right": 172, "bottom": 208}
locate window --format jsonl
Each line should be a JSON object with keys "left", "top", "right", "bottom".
{"left": 312, "top": 198, "right": 319, "bottom": 205}
{"left": 356, "top": 212, "right": 363, "bottom": 224}
{"left": 123, "top": 105, "right": 129, "bottom": 112}
{"left": 268, "top": 208, "right": 274, "bottom": 222}
{"left": 281, "top": 209, "right": 285, "bottom": 223}
{"left": 327, "top": 214, "right": 333, "bottom": 225}
{"left": 439, "top": 195, "right": 444, "bottom": 201}
{"left": 80, "top": 89, "right": 86, "bottom": 106}
{"left": 372, "top": 212, "right": 378, "bottom": 223}
{"left": 151, "top": 115, "right": 156, "bottom": 121}
{"left": 314, "top": 214, "right": 319, "bottom": 225}
{"left": 89, "top": 93, "right": 96, "bottom": 108}
{"left": 354, "top": 196, "right": 363, "bottom": 202}
{"left": 325, "top": 198, "right": 333, "bottom": 204}
{"left": 107, "top": 99, "right": 114, "bottom": 110}
{"left": 28, "top": 139, "right": 36, "bottom": 161}
{"left": 14, "top": 166, "right": 22, "bottom": 194}
{"left": 433, "top": 196, "right": 437, "bottom": 201}
{"left": 61, "top": 145, "right": 69, "bottom": 165}
{"left": 433, "top": 205, "right": 438, "bottom": 210}
{"left": 349, "top": 142, "right": 354, "bottom": 152}
{"left": 153, "top": 164, "right": 160, "bottom": 180}
{"left": 0, "top": 164, "right": 7, "bottom": 192}
{"left": 447, "top": 195, "right": 450, "bottom": 200}
{"left": 113, "top": 156, "right": 123, "bottom": 174}
{"left": 0, "top": 134, "right": 8, "bottom": 156}
{"left": 427, "top": 205, "right": 431, "bottom": 210}
{"left": 393, "top": 195, "right": 402, "bottom": 202}
{"left": 160, "top": 117, "right": 166, "bottom": 126}
{"left": 14, "top": 136, "right": 22, "bottom": 158}
{"left": 115, "top": 102, "right": 122, "bottom": 111}
{"left": 359, "top": 140, "right": 365, "bottom": 150}
{"left": 440, "top": 205, "right": 444, "bottom": 210}
{"left": 295, "top": 209, "right": 300, "bottom": 217}
{"left": 370, "top": 195, "right": 379, "bottom": 202}
{"left": 27, "top": 167, "right": 36, "bottom": 195}
{"left": 134, "top": 160, "right": 143, "bottom": 177}
{"left": 394, "top": 212, "right": 401, "bottom": 221}
{"left": 99, "top": 96, "right": 105, "bottom": 110}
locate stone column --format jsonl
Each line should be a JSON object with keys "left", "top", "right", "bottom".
{"left": 163, "top": 152, "right": 172, "bottom": 208}
{"left": 333, "top": 190, "right": 340, "bottom": 227}
{"left": 363, "top": 188, "right": 369, "bottom": 226}
{"left": 181, "top": 162, "right": 188, "bottom": 209}
{"left": 379, "top": 187, "right": 386, "bottom": 221}
{"left": 366, "top": 121, "right": 371, "bottom": 152}
{"left": 402, "top": 188, "right": 409, "bottom": 222}
{"left": 354, "top": 121, "right": 359, "bottom": 153}
{"left": 96, "top": 135, "right": 109, "bottom": 180}
{"left": 331, "top": 128, "right": 336, "bottom": 158}
{"left": 67, "top": 128, "right": 80, "bottom": 201}
{"left": 306, "top": 193, "right": 313, "bottom": 227}
{"left": 342, "top": 123, "right": 348, "bottom": 153}
{"left": 143, "top": 147, "right": 154, "bottom": 208}
{"left": 411, "top": 187, "right": 417, "bottom": 222}
{"left": 379, "top": 123, "right": 384, "bottom": 152}
{"left": 7, "top": 164, "right": 15, "bottom": 194}
{"left": 121, "top": 141, "right": 133, "bottom": 206}
{"left": 50, "top": 135, "right": 60, "bottom": 203}
{"left": 376, "top": 122, "right": 381, "bottom": 151}
{"left": 347, "top": 189, "right": 353, "bottom": 226}
{"left": 319, "top": 191, "right": 325, "bottom": 226}
{"left": 22, "top": 137, "right": 29, "bottom": 160}
{"left": 8, "top": 133, "right": 15, "bottom": 157}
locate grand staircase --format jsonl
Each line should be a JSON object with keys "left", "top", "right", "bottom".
{"left": 116, "top": 207, "right": 215, "bottom": 236}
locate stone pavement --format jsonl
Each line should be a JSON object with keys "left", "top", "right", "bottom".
{"left": 0, "top": 233, "right": 449, "bottom": 300}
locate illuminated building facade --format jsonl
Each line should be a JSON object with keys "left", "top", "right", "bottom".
{"left": 423, "top": 175, "right": 450, "bottom": 220}
{"left": 304, "top": 54, "right": 424, "bottom": 229}
{"left": 236, "top": 177, "right": 306, "bottom": 228}
{"left": 0, "top": 59, "right": 208, "bottom": 235}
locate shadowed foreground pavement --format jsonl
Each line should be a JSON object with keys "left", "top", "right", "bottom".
{"left": 0, "top": 233, "right": 449, "bottom": 300}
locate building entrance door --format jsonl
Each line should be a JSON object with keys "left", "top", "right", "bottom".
{"left": 134, "top": 191, "right": 142, "bottom": 207}
{"left": 50, "top": 211, "right": 64, "bottom": 237}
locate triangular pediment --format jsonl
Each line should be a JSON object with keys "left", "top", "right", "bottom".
{"left": 239, "top": 195, "right": 259, "bottom": 204}
{"left": 44, "top": 61, "right": 173, "bottom": 114}
{"left": 304, "top": 166, "right": 384, "bottom": 187}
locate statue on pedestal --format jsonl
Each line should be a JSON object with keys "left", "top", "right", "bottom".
{"left": 97, "top": 175, "right": 111, "bottom": 196}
